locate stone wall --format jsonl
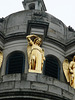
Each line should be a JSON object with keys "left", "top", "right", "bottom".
{"left": 0, "top": 73, "right": 75, "bottom": 100}
{"left": 1, "top": 38, "right": 65, "bottom": 82}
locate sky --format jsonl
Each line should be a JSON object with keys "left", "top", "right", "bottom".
{"left": 0, "top": 0, "right": 75, "bottom": 29}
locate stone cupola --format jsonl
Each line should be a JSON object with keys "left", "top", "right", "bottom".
{"left": 22, "top": 0, "right": 47, "bottom": 11}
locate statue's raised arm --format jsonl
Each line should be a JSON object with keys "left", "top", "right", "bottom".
{"left": 26, "top": 35, "right": 37, "bottom": 46}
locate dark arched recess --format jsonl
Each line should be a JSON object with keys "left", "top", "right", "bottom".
{"left": 43, "top": 55, "right": 60, "bottom": 80}
{"left": 6, "top": 51, "right": 25, "bottom": 74}
{"left": 29, "top": 3, "right": 35, "bottom": 10}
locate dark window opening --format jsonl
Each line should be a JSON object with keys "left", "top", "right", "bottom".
{"left": 43, "top": 55, "right": 60, "bottom": 80}
{"left": 6, "top": 51, "right": 25, "bottom": 74}
{"left": 29, "top": 3, "right": 35, "bottom": 10}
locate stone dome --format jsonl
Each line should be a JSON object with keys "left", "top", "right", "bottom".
{"left": 0, "top": 0, "right": 75, "bottom": 100}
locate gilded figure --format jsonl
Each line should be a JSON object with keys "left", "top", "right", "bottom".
{"left": 26, "top": 35, "right": 45, "bottom": 73}
{"left": 63, "top": 56, "right": 75, "bottom": 88}
{"left": 0, "top": 52, "right": 3, "bottom": 68}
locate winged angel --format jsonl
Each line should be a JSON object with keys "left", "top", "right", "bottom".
{"left": 0, "top": 52, "right": 3, "bottom": 68}
{"left": 26, "top": 35, "right": 45, "bottom": 73}
{"left": 63, "top": 56, "right": 75, "bottom": 88}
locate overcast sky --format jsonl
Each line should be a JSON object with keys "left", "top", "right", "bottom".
{"left": 0, "top": 0, "right": 75, "bottom": 29}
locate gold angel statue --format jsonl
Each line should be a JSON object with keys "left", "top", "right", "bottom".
{"left": 63, "top": 56, "right": 75, "bottom": 88}
{"left": 26, "top": 35, "right": 45, "bottom": 73}
{"left": 0, "top": 52, "right": 3, "bottom": 68}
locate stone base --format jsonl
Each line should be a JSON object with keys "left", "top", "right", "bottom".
{"left": 28, "top": 69, "right": 42, "bottom": 73}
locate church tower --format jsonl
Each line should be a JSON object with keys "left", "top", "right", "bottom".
{"left": 0, "top": 0, "right": 75, "bottom": 100}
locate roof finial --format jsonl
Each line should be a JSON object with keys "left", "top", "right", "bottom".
{"left": 22, "top": 0, "right": 47, "bottom": 11}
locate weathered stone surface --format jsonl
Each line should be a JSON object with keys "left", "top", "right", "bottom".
{"left": 73, "top": 95, "right": 75, "bottom": 100}
{"left": 21, "top": 73, "right": 27, "bottom": 80}
{"left": 0, "top": 82, "right": 14, "bottom": 90}
{"left": 15, "top": 81, "right": 30, "bottom": 89}
{"left": 3, "top": 74, "right": 21, "bottom": 82}
{"left": 0, "top": 77, "right": 2, "bottom": 83}
{"left": 0, "top": 74, "right": 74, "bottom": 100}
{"left": 63, "top": 90, "right": 73, "bottom": 100}
{"left": 48, "top": 85, "right": 62, "bottom": 96}
{"left": 68, "top": 86, "right": 74, "bottom": 95}
{"left": 46, "top": 76, "right": 53, "bottom": 85}
{"left": 3, "top": 74, "right": 15, "bottom": 82}
{"left": 31, "top": 82, "right": 48, "bottom": 91}
{"left": 27, "top": 72, "right": 37, "bottom": 82}
{"left": 37, "top": 74, "right": 53, "bottom": 85}
{"left": 20, "top": 81, "right": 30, "bottom": 89}
{"left": 37, "top": 74, "right": 46, "bottom": 83}
{"left": 53, "top": 79, "right": 68, "bottom": 91}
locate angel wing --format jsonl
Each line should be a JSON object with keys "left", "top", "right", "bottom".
{"left": 0, "top": 52, "right": 3, "bottom": 68}
{"left": 63, "top": 59, "right": 70, "bottom": 82}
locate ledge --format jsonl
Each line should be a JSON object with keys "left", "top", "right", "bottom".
{"left": 0, "top": 73, "right": 75, "bottom": 100}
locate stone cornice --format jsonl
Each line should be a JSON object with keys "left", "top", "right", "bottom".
{"left": 0, "top": 32, "right": 75, "bottom": 51}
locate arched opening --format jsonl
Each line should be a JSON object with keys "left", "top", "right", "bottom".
{"left": 29, "top": 3, "right": 35, "bottom": 10}
{"left": 6, "top": 51, "right": 25, "bottom": 74}
{"left": 43, "top": 55, "right": 60, "bottom": 80}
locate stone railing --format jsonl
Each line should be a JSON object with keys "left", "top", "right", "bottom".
{"left": 0, "top": 73, "right": 75, "bottom": 100}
